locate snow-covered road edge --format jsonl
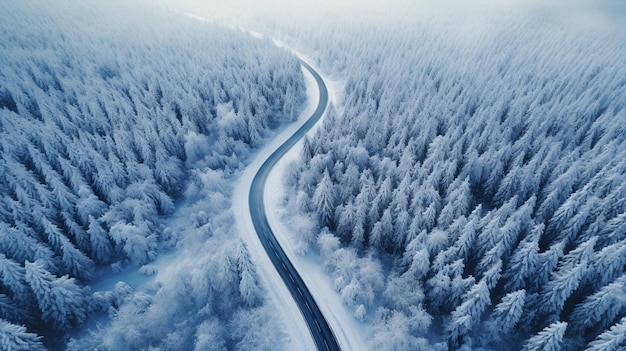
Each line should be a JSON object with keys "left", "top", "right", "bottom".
{"left": 182, "top": 12, "right": 366, "bottom": 348}
{"left": 234, "top": 48, "right": 367, "bottom": 350}
{"left": 232, "top": 64, "right": 319, "bottom": 351}
{"left": 263, "top": 75, "right": 370, "bottom": 351}
{"left": 184, "top": 13, "right": 315, "bottom": 348}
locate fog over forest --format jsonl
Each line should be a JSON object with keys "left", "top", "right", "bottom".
{"left": 1, "top": 1, "right": 304, "bottom": 349}
{"left": 166, "top": 1, "right": 626, "bottom": 350}
{"left": 1, "top": 0, "right": 625, "bottom": 350}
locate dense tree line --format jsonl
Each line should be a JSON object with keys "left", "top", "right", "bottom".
{"left": 68, "top": 239, "right": 273, "bottom": 350}
{"left": 0, "top": 0, "right": 304, "bottom": 348}
{"left": 280, "top": 6, "right": 626, "bottom": 351}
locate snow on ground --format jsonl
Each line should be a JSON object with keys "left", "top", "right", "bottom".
{"left": 231, "top": 66, "right": 320, "bottom": 351}
{"left": 232, "top": 31, "right": 366, "bottom": 350}
{"left": 229, "top": 31, "right": 367, "bottom": 350}
{"left": 90, "top": 14, "right": 363, "bottom": 348}
{"left": 262, "top": 75, "right": 370, "bottom": 351}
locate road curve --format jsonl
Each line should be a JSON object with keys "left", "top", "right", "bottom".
{"left": 248, "top": 60, "right": 339, "bottom": 351}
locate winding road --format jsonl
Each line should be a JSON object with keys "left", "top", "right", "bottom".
{"left": 248, "top": 60, "right": 340, "bottom": 351}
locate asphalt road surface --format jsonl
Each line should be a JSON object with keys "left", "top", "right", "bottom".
{"left": 248, "top": 60, "right": 340, "bottom": 351}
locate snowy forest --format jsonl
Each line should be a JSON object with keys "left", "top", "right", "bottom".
{"left": 0, "top": 1, "right": 305, "bottom": 349}
{"left": 270, "top": 3, "right": 626, "bottom": 351}
{"left": 2, "top": 0, "right": 626, "bottom": 350}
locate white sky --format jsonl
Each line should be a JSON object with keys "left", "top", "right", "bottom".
{"left": 148, "top": 0, "right": 625, "bottom": 24}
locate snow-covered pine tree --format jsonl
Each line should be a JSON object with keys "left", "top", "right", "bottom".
{"left": 503, "top": 225, "right": 541, "bottom": 292}
{"left": 568, "top": 274, "right": 626, "bottom": 336}
{"left": 24, "top": 260, "right": 86, "bottom": 330}
{"left": 488, "top": 289, "right": 526, "bottom": 339}
{"left": 0, "top": 255, "right": 30, "bottom": 307}
{"left": 0, "top": 319, "right": 45, "bottom": 351}
{"left": 584, "top": 317, "right": 626, "bottom": 351}
{"left": 313, "top": 169, "right": 336, "bottom": 228}
{"left": 524, "top": 321, "right": 568, "bottom": 351}
{"left": 236, "top": 242, "right": 262, "bottom": 308}
{"left": 445, "top": 280, "right": 491, "bottom": 348}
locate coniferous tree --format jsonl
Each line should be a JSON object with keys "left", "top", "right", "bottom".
{"left": 24, "top": 260, "right": 86, "bottom": 330}
{"left": 279, "top": 6, "right": 626, "bottom": 349}
{"left": 0, "top": 255, "right": 29, "bottom": 308}
{"left": 584, "top": 317, "right": 626, "bottom": 351}
{"left": 445, "top": 280, "right": 491, "bottom": 348}
{"left": 313, "top": 169, "right": 336, "bottom": 228}
{"left": 0, "top": 319, "right": 45, "bottom": 351}
{"left": 569, "top": 274, "right": 626, "bottom": 335}
{"left": 586, "top": 238, "right": 626, "bottom": 289}
{"left": 236, "top": 242, "right": 262, "bottom": 308}
{"left": 524, "top": 321, "right": 567, "bottom": 351}
{"left": 539, "top": 260, "right": 587, "bottom": 315}
{"left": 488, "top": 289, "right": 526, "bottom": 339}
